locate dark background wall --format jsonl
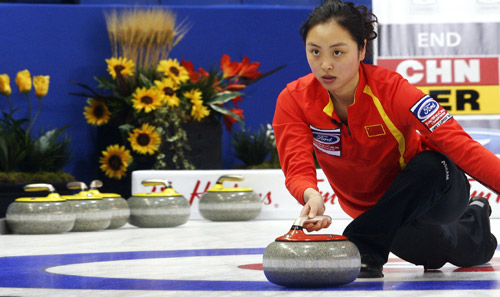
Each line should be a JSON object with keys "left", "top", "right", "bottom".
{"left": 0, "top": 0, "right": 371, "bottom": 183}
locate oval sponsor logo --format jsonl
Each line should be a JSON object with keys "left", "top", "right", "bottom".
{"left": 314, "top": 133, "right": 340, "bottom": 144}
{"left": 417, "top": 99, "right": 438, "bottom": 120}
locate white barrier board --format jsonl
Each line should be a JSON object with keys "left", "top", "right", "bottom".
{"left": 132, "top": 169, "right": 343, "bottom": 220}
{"left": 132, "top": 169, "right": 500, "bottom": 220}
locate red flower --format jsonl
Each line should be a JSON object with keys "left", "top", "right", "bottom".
{"left": 237, "top": 56, "right": 261, "bottom": 79}
{"left": 225, "top": 79, "right": 246, "bottom": 92}
{"left": 223, "top": 108, "right": 244, "bottom": 131}
{"left": 182, "top": 58, "right": 213, "bottom": 85}
{"left": 181, "top": 58, "right": 201, "bottom": 83}
{"left": 220, "top": 54, "right": 262, "bottom": 81}
{"left": 231, "top": 95, "right": 243, "bottom": 107}
{"left": 220, "top": 54, "right": 241, "bottom": 79}
{"left": 199, "top": 67, "right": 210, "bottom": 78}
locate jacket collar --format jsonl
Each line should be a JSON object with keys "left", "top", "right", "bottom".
{"left": 322, "top": 63, "right": 367, "bottom": 117}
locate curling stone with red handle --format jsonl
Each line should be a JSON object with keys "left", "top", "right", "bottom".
{"left": 63, "top": 181, "right": 112, "bottom": 232}
{"left": 199, "top": 175, "right": 261, "bottom": 221}
{"left": 128, "top": 179, "right": 190, "bottom": 228}
{"left": 89, "top": 180, "right": 130, "bottom": 229}
{"left": 263, "top": 216, "right": 360, "bottom": 287}
{"left": 6, "top": 183, "right": 75, "bottom": 234}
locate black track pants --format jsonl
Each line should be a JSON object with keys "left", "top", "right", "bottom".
{"left": 343, "top": 150, "right": 495, "bottom": 269}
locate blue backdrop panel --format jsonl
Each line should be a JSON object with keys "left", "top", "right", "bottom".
{"left": 0, "top": 2, "right": 371, "bottom": 183}
{"left": 79, "top": 1, "right": 321, "bottom": 6}
{"left": 78, "top": 0, "right": 371, "bottom": 6}
{"left": 0, "top": 4, "right": 112, "bottom": 181}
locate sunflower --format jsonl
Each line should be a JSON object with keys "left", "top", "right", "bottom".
{"left": 183, "top": 89, "right": 203, "bottom": 104}
{"left": 131, "top": 87, "right": 164, "bottom": 113}
{"left": 157, "top": 59, "right": 190, "bottom": 85}
{"left": 154, "top": 78, "right": 180, "bottom": 107}
{"left": 99, "top": 144, "right": 133, "bottom": 180}
{"left": 83, "top": 99, "right": 110, "bottom": 126}
{"left": 191, "top": 101, "right": 210, "bottom": 121}
{"left": 128, "top": 123, "right": 162, "bottom": 155}
{"left": 105, "top": 57, "right": 135, "bottom": 79}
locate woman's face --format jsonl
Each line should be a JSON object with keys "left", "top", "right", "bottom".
{"left": 305, "top": 20, "right": 365, "bottom": 97}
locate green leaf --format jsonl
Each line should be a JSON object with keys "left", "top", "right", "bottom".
{"left": 209, "top": 104, "right": 243, "bottom": 123}
{"left": 138, "top": 73, "right": 153, "bottom": 88}
{"left": 119, "top": 124, "right": 135, "bottom": 133}
{"left": 95, "top": 76, "right": 115, "bottom": 90}
{"left": 17, "top": 126, "right": 71, "bottom": 172}
{"left": 0, "top": 137, "right": 9, "bottom": 171}
{"left": 207, "top": 91, "right": 242, "bottom": 105}
{"left": 239, "top": 64, "right": 286, "bottom": 85}
{"left": 0, "top": 111, "right": 32, "bottom": 171}
{"left": 231, "top": 125, "right": 270, "bottom": 166}
{"left": 34, "top": 128, "right": 66, "bottom": 152}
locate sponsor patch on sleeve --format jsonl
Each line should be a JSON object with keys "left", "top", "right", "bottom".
{"left": 310, "top": 125, "right": 341, "bottom": 156}
{"left": 410, "top": 95, "right": 452, "bottom": 132}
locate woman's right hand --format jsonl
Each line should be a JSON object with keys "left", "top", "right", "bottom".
{"left": 300, "top": 188, "right": 331, "bottom": 232}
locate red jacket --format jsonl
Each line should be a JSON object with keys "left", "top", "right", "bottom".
{"left": 273, "top": 63, "right": 500, "bottom": 218}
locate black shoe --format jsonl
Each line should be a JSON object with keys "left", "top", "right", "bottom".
{"left": 492, "top": 233, "right": 497, "bottom": 250}
{"left": 358, "top": 254, "right": 384, "bottom": 278}
{"left": 469, "top": 196, "right": 492, "bottom": 217}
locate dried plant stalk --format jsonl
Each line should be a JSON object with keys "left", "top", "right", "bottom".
{"left": 105, "top": 8, "right": 189, "bottom": 69}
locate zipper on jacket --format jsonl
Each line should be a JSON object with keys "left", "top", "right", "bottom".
{"left": 331, "top": 119, "right": 351, "bottom": 136}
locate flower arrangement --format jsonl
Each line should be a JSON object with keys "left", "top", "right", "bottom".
{"left": 72, "top": 7, "right": 283, "bottom": 181}
{"left": 0, "top": 70, "right": 73, "bottom": 183}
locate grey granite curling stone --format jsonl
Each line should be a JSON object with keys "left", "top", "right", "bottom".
{"left": 263, "top": 216, "right": 360, "bottom": 287}
{"left": 89, "top": 180, "right": 130, "bottom": 229}
{"left": 198, "top": 175, "right": 261, "bottom": 221}
{"left": 63, "top": 181, "right": 112, "bottom": 232}
{"left": 128, "top": 179, "right": 190, "bottom": 228}
{"left": 6, "top": 183, "right": 75, "bottom": 234}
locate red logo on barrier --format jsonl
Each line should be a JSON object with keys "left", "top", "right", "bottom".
{"left": 260, "top": 192, "right": 272, "bottom": 205}
{"left": 189, "top": 180, "right": 212, "bottom": 204}
{"left": 183, "top": 180, "right": 273, "bottom": 205}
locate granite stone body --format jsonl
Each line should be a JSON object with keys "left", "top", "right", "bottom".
{"left": 104, "top": 197, "right": 130, "bottom": 229}
{"left": 6, "top": 201, "right": 75, "bottom": 234}
{"left": 263, "top": 239, "right": 361, "bottom": 287}
{"left": 66, "top": 198, "right": 112, "bottom": 231}
{"left": 199, "top": 191, "right": 261, "bottom": 221}
{"left": 127, "top": 195, "right": 190, "bottom": 228}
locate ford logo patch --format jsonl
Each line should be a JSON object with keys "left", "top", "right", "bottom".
{"left": 314, "top": 133, "right": 340, "bottom": 144}
{"left": 417, "top": 99, "right": 438, "bottom": 120}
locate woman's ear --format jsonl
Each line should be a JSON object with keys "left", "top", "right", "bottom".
{"left": 359, "top": 39, "right": 367, "bottom": 61}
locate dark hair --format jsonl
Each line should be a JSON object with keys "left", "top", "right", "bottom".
{"left": 300, "top": 0, "right": 378, "bottom": 56}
